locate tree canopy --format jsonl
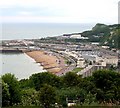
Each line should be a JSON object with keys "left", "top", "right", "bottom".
{"left": 39, "top": 84, "right": 57, "bottom": 108}
{"left": 2, "top": 73, "right": 21, "bottom": 106}
{"left": 2, "top": 70, "right": 120, "bottom": 107}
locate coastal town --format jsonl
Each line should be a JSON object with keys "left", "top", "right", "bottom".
{"left": 1, "top": 23, "right": 120, "bottom": 107}
{"left": 1, "top": 32, "right": 120, "bottom": 78}
{"left": 1, "top": 0, "right": 120, "bottom": 106}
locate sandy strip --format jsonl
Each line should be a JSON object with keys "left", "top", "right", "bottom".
{"left": 26, "top": 50, "right": 64, "bottom": 73}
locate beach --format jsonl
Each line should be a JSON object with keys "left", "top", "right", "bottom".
{"left": 26, "top": 50, "right": 66, "bottom": 73}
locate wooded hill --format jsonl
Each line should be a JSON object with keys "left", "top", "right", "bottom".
{"left": 81, "top": 23, "right": 120, "bottom": 49}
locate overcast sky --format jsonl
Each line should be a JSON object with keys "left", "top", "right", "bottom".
{"left": 0, "top": 0, "right": 119, "bottom": 24}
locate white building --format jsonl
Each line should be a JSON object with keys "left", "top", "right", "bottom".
{"left": 102, "top": 46, "right": 110, "bottom": 49}
{"left": 91, "top": 42, "right": 99, "bottom": 45}
{"left": 70, "top": 34, "right": 89, "bottom": 39}
{"left": 64, "top": 51, "right": 78, "bottom": 59}
{"left": 103, "top": 56, "right": 118, "bottom": 66}
{"left": 98, "top": 60, "right": 106, "bottom": 67}
{"left": 70, "top": 34, "right": 81, "bottom": 38}
{"left": 77, "top": 57, "right": 86, "bottom": 68}
{"left": 82, "top": 54, "right": 102, "bottom": 63}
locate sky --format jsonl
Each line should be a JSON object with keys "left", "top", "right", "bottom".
{"left": 0, "top": 0, "right": 119, "bottom": 24}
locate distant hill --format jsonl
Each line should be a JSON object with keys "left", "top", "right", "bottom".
{"left": 81, "top": 23, "right": 120, "bottom": 49}
{"left": 39, "top": 23, "right": 120, "bottom": 49}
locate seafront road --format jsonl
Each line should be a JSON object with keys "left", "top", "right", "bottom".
{"left": 53, "top": 52, "right": 76, "bottom": 76}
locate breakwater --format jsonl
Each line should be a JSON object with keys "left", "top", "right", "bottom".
{"left": 0, "top": 48, "right": 31, "bottom": 53}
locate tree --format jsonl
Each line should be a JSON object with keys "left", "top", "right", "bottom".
{"left": 19, "top": 79, "right": 31, "bottom": 89}
{"left": 92, "top": 70, "right": 119, "bottom": 90}
{"left": 39, "top": 84, "right": 57, "bottom": 108}
{"left": 21, "top": 88, "right": 39, "bottom": 106}
{"left": 92, "top": 70, "right": 120, "bottom": 103}
{"left": 56, "top": 87, "right": 87, "bottom": 107}
{"left": 2, "top": 80, "right": 10, "bottom": 107}
{"left": 62, "top": 72, "right": 80, "bottom": 87}
{"left": 29, "top": 72, "right": 62, "bottom": 90}
{"left": 2, "top": 73, "right": 21, "bottom": 106}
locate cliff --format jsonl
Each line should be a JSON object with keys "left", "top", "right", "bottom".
{"left": 81, "top": 23, "right": 120, "bottom": 49}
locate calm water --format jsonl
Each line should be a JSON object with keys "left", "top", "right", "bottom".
{"left": 2, "top": 23, "right": 94, "bottom": 40}
{"left": 0, "top": 53, "right": 46, "bottom": 80}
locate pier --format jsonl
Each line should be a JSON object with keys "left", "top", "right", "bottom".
{"left": 0, "top": 48, "right": 33, "bottom": 53}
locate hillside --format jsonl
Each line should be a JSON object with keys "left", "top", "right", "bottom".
{"left": 35, "top": 23, "right": 120, "bottom": 49}
{"left": 81, "top": 23, "right": 120, "bottom": 49}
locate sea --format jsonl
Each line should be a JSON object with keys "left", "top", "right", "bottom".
{"left": 1, "top": 23, "right": 94, "bottom": 80}
{"left": 0, "top": 53, "right": 46, "bottom": 80}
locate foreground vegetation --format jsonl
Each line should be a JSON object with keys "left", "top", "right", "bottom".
{"left": 1, "top": 70, "right": 120, "bottom": 107}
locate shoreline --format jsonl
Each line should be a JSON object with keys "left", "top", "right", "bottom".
{"left": 1, "top": 52, "right": 46, "bottom": 80}
{"left": 26, "top": 50, "right": 66, "bottom": 74}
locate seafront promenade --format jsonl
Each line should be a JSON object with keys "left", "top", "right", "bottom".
{"left": 1, "top": 47, "right": 76, "bottom": 75}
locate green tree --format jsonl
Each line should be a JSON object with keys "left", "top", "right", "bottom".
{"left": 83, "top": 92, "right": 97, "bottom": 105}
{"left": 29, "top": 72, "right": 62, "bottom": 90}
{"left": 62, "top": 72, "right": 81, "bottom": 87}
{"left": 92, "top": 70, "right": 119, "bottom": 91}
{"left": 19, "top": 78, "right": 31, "bottom": 89}
{"left": 21, "top": 88, "right": 39, "bottom": 106}
{"left": 2, "top": 80, "right": 10, "bottom": 107}
{"left": 2, "top": 73, "right": 21, "bottom": 106}
{"left": 39, "top": 84, "right": 57, "bottom": 108}
{"left": 57, "top": 87, "right": 87, "bottom": 107}
{"left": 92, "top": 23, "right": 110, "bottom": 35}
{"left": 92, "top": 70, "right": 120, "bottom": 103}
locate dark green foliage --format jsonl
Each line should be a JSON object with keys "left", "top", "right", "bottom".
{"left": 39, "top": 84, "right": 57, "bottom": 108}
{"left": 29, "top": 72, "right": 62, "bottom": 90}
{"left": 2, "top": 70, "right": 120, "bottom": 107}
{"left": 106, "top": 29, "right": 120, "bottom": 48}
{"left": 81, "top": 23, "right": 111, "bottom": 42}
{"left": 92, "top": 23, "right": 110, "bottom": 35}
{"left": 92, "top": 70, "right": 120, "bottom": 103}
{"left": 2, "top": 73, "right": 21, "bottom": 106}
{"left": 19, "top": 79, "right": 31, "bottom": 89}
{"left": 21, "top": 88, "right": 39, "bottom": 106}
{"left": 81, "top": 24, "right": 120, "bottom": 49}
{"left": 118, "top": 29, "right": 120, "bottom": 49}
{"left": 92, "top": 70, "right": 120, "bottom": 90}
{"left": 79, "top": 78, "right": 96, "bottom": 94}
{"left": 2, "top": 80, "right": 10, "bottom": 107}
{"left": 56, "top": 87, "right": 87, "bottom": 106}
{"left": 62, "top": 72, "right": 81, "bottom": 87}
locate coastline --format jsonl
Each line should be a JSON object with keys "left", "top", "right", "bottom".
{"left": 26, "top": 50, "right": 65, "bottom": 73}
{"left": 1, "top": 52, "right": 45, "bottom": 80}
